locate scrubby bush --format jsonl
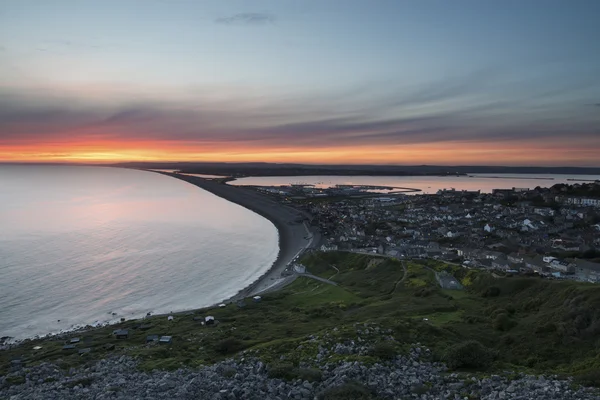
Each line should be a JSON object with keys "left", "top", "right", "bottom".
{"left": 535, "top": 322, "right": 557, "bottom": 334}
{"left": 414, "top": 287, "right": 433, "bottom": 297}
{"left": 574, "top": 369, "right": 600, "bottom": 387}
{"left": 267, "top": 363, "right": 296, "bottom": 380}
{"left": 370, "top": 342, "right": 397, "bottom": 360}
{"left": 501, "top": 335, "right": 515, "bottom": 345}
{"left": 482, "top": 286, "right": 500, "bottom": 297}
{"left": 268, "top": 364, "right": 323, "bottom": 382}
{"left": 463, "top": 315, "right": 485, "bottom": 324}
{"left": 295, "top": 368, "right": 323, "bottom": 382}
{"left": 318, "top": 382, "right": 376, "bottom": 400}
{"left": 493, "top": 313, "right": 517, "bottom": 331}
{"left": 443, "top": 340, "right": 497, "bottom": 369}
{"left": 214, "top": 337, "right": 243, "bottom": 355}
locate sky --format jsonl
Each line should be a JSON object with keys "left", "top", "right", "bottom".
{"left": 0, "top": 0, "right": 599, "bottom": 166}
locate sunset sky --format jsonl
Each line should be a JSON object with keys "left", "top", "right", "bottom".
{"left": 1, "top": 0, "right": 599, "bottom": 165}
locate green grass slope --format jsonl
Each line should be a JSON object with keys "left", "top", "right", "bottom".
{"left": 2, "top": 251, "right": 600, "bottom": 386}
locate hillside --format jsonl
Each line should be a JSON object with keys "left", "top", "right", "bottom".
{"left": 2, "top": 252, "right": 600, "bottom": 398}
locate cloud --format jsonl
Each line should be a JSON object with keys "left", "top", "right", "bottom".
{"left": 215, "top": 13, "right": 275, "bottom": 26}
{"left": 0, "top": 76, "right": 598, "bottom": 159}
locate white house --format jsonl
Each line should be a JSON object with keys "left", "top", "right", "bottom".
{"left": 565, "top": 197, "right": 600, "bottom": 207}
{"left": 523, "top": 219, "right": 536, "bottom": 230}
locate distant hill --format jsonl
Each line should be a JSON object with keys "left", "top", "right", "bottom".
{"left": 112, "top": 162, "right": 600, "bottom": 177}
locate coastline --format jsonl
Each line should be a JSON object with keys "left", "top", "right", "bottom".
{"left": 154, "top": 171, "right": 319, "bottom": 301}
{"left": 0, "top": 171, "right": 317, "bottom": 346}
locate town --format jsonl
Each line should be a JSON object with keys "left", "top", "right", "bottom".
{"left": 257, "top": 181, "right": 600, "bottom": 283}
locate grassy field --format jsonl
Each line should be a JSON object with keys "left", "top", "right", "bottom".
{"left": 2, "top": 251, "right": 600, "bottom": 386}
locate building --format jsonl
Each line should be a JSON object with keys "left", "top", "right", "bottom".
{"left": 114, "top": 329, "right": 129, "bottom": 339}
{"left": 560, "top": 197, "right": 600, "bottom": 208}
{"left": 146, "top": 335, "right": 159, "bottom": 343}
{"left": 159, "top": 336, "right": 173, "bottom": 345}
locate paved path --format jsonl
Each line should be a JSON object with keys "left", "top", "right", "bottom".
{"left": 299, "top": 273, "right": 338, "bottom": 286}
{"left": 390, "top": 261, "right": 408, "bottom": 293}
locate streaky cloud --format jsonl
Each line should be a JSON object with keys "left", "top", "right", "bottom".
{"left": 215, "top": 13, "right": 275, "bottom": 26}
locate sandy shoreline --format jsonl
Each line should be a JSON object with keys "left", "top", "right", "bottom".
{"left": 156, "top": 172, "right": 319, "bottom": 301}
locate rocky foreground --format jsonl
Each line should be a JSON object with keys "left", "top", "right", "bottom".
{"left": 2, "top": 344, "right": 598, "bottom": 400}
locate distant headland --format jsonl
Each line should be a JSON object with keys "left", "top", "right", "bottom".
{"left": 109, "top": 162, "right": 600, "bottom": 178}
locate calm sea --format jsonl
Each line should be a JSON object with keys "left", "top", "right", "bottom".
{"left": 0, "top": 166, "right": 278, "bottom": 340}
{"left": 229, "top": 174, "right": 600, "bottom": 194}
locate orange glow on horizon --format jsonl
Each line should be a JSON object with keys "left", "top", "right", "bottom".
{"left": 1, "top": 138, "right": 597, "bottom": 166}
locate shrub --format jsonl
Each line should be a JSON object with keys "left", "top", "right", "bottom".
{"left": 214, "top": 337, "right": 243, "bottom": 355}
{"left": 414, "top": 287, "right": 433, "bottom": 297}
{"left": 482, "top": 286, "right": 500, "bottom": 298}
{"left": 501, "top": 335, "right": 515, "bottom": 345}
{"left": 5, "top": 376, "right": 25, "bottom": 386}
{"left": 296, "top": 368, "right": 323, "bottom": 382}
{"left": 318, "top": 382, "right": 376, "bottom": 400}
{"left": 370, "top": 342, "right": 397, "bottom": 360}
{"left": 535, "top": 322, "right": 557, "bottom": 334}
{"left": 443, "top": 340, "right": 496, "bottom": 369}
{"left": 268, "top": 364, "right": 323, "bottom": 382}
{"left": 267, "top": 363, "right": 296, "bottom": 380}
{"left": 574, "top": 369, "right": 600, "bottom": 387}
{"left": 493, "top": 313, "right": 517, "bottom": 331}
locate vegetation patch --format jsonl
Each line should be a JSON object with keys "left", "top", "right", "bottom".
{"left": 2, "top": 251, "right": 600, "bottom": 383}
{"left": 443, "top": 340, "right": 497, "bottom": 370}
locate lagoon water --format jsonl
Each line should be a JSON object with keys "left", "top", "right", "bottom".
{"left": 230, "top": 174, "right": 600, "bottom": 194}
{"left": 0, "top": 166, "right": 278, "bottom": 340}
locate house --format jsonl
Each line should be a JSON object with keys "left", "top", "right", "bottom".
{"left": 561, "top": 197, "right": 600, "bottom": 208}
{"left": 159, "top": 336, "right": 173, "bottom": 345}
{"left": 62, "top": 344, "right": 76, "bottom": 351}
{"left": 294, "top": 264, "right": 306, "bottom": 274}
{"left": 427, "top": 242, "right": 441, "bottom": 251}
{"left": 522, "top": 219, "right": 536, "bottom": 230}
{"left": 146, "top": 335, "right": 159, "bottom": 343}
{"left": 549, "top": 259, "right": 573, "bottom": 272}
{"left": 205, "top": 316, "right": 215, "bottom": 325}
{"left": 534, "top": 207, "right": 555, "bottom": 217}
{"left": 70, "top": 338, "right": 80, "bottom": 344}
{"left": 483, "top": 251, "right": 504, "bottom": 260}
{"left": 78, "top": 348, "right": 91, "bottom": 355}
{"left": 492, "top": 258, "right": 510, "bottom": 270}
{"left": 525, "top": 255, "right": 546, "bottom": 272}
{"left": 475, "top": 259, "right": 494, "bottom": 269}
{"left": 253, "top": 296, "right": 262, "bottom": 302}
{"left": 508, "top": 253, "right": 524, "bottom": 264}
{"left": 114, "top": 329, "right": 129, "bottom": 339}
{"left": 571, "top": 259, "right": 600, "bottom": 282}
{"left": 386, "top": 249, "right": 400, "bottom": 257}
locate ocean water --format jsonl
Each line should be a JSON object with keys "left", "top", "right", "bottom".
{"left": 229, "top": 174, "right": 600, "bottom": 194}
{"left": 0, "top": 166, "right": 278, "bottom": 340}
